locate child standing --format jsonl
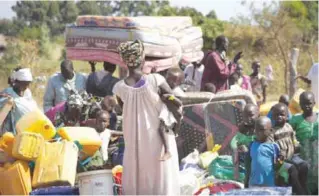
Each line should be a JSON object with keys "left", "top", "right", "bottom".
{"left": 230, "top": 104, "right": 259, "bottom": 183}
{"left": 250, "top": 61, "right": 268, "bottom": 105}
{"left": 267, "top": 94, "right": 292, "bottom": 126}
{"left": 271, "top": 103, "right": 308, "bottom": 195}
{"left": 289, "top": 91, "right": 318, "bottom": 194}
{"left": 246, "top": 116, "right": 279, "bottom": 187}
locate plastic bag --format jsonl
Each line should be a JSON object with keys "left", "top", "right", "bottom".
{"left": 179, "top": 171, "right": 200, "bottom": 195}
{"left": 208, "top": 155, "right": 245, "bottom": 183}
{"left": 181, "top": 149, "right": 200, "bottom": 165}
{"left": 199, "top": 144, "right": 221, "bottom": 169}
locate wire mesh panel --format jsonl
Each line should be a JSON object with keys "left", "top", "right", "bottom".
{"left": 177, "top": 98, "right": 247, "bottom": 161}
{"left": 205, "top": 99, "right": 246, "bottom": 155}
{"left": 177, "top": 104, "right": 206, "bottom": 161}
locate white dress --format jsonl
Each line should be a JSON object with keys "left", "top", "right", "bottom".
{"left": 113, "top": 74, "right": 180, "bottom": 195}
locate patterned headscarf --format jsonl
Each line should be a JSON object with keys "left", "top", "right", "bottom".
{"left": 117, "top": 40, "right": 144, "bottom": 68}
{"left": 67, "top": 92, "right": 84, "bottom": 107}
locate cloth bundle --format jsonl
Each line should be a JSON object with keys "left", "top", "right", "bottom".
{"left": 65, "top": 16, "right": 204, "bottom": 73}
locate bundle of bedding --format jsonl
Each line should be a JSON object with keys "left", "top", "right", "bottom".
{"left": 66, "top": 15, "right": 204, "bottom": 73}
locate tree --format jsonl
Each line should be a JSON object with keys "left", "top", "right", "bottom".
{"left": 206, "top": 10, "right": 217, "bottom": 19}
{"left": 112, "top": 1, "right": 167, "bottom": 16}
{"left": 11, "top": 1, "right": 79, "bottom": 37}
{"left": 76, "top": 1, "right": 101, "bottom": 15}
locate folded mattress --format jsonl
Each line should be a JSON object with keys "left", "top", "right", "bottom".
{"left": 181, "top": 38, "right": 203, "bottom": 53}
{"left": 66, "top": 48, "right": 178, "bottom": 73}
{"left": 65, "top": 26, "right": 180, "bottom": 46}
{"left": 181, "top": 51, "right": 204, "bottom": 64}
{"left": 173, "top": 27, "right": 203, "bottom": 44}
{"left": 66, "top": 36, "right": 181, "bottom": 58}
{"left": 76, "top": 16, "right": 192, "bottom": 33}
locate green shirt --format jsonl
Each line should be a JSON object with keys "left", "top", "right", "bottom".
{"left": 289, "top": 113, "right": 318, "bottom": 191}
{"left": 289, "top": 113, "right": 318, "bottom": 145}
{"left": 230, "top": 132, "right": 255, "bottom": 150}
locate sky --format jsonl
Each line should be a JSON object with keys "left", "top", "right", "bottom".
{"left": 0, "top": 0, "right": 262, "bottom": 21}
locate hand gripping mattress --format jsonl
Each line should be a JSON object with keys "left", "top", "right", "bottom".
{"left": 65, "top": 26, "right": 180, "bottom": 46}
{"left": 66, "top": 48, "right": 178, "bottom": 73}
{"left": 66, "top": 36, "right": 182, "bottom": 58}
{"left": 76, "top": 16, "right": 192, "bottom": 33}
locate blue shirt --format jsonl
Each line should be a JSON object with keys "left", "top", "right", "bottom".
{"left": 249, "top": 141, "right": 279, "bottom": 187}
{"left": 43, "top": 73, "right": 87, "bottom": 112}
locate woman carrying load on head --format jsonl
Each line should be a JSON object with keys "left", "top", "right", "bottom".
{"left": 0, "top": 68, "right": 38, "bottom": 135}
{"left": 112, "top": 40, "right": 180, "bottom": 195}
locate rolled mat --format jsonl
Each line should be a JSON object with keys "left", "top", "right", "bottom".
{"left": 75, "top": 15, "right": 192, "bottom": 33}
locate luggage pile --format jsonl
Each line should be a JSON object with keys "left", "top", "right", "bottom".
{"left": 65, "top": 16, "right": 204, "bottom": 73}
{"left": 178, "top": 146, "right": 245, "bottom": 195}
{"left": 0, "top": 109, "right": 107, "bottom": 195}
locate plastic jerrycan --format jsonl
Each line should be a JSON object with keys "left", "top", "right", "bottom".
{"left": 0, "top": 132, "right": 15, "bottom": 156}
{"left": 57, "top": 127, "right": 102, "bottom": 158}
{"left": 16, "top": 109, "right": 56, "bottom": 140}
{"left": 0, "top": 160, "right": 32, "bottom": 195}
{"left": 12, "top": 132, "right": 45, "bottom": 161}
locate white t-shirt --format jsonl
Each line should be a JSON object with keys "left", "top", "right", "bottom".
{"left": 184, "top": 64, "right": 204, "bottom": 92}
{"left": 307, "top": 63, "right": 319, "bottom": 107}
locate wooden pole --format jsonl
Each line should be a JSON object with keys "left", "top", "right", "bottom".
{"left": 289, "top": 48, "right": 299, "bottom": 98}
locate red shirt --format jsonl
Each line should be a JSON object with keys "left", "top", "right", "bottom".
{"left": 201, "top": 51, "right": 236, "bottom": 92}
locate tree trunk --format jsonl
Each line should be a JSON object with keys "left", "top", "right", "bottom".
{"left": 275, "top": 37, "right": 289, "bottom": 93}
{"left": 289, "top": 48, "right": 299, "bottom": 98}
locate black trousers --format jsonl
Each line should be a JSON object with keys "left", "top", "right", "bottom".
{"left": 282, "top": 154, "right": 309, "bottom": 195}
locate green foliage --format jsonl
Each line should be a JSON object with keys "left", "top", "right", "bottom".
{"left": 200, "top": 18, "right": 225, "bottom": 50}
{"left": 18, "top": 26, "right": 42, "bottom": 40}
{"left": 76, "top": 1, "right": 102, "bottom": 15}
{"left": 0, "top": 40, "right": 23, "bottom": 69}
{"left": 206, "top": 10, "right": 217, "bottom": 19}
{"left": 0, "top": 19, "right": 24, "bottom": 36}
{"left": 12, "top": 1, "right": 78, "bottom": 37}
{"left": 39, "top": 25, "right": 51, "bottom": 58}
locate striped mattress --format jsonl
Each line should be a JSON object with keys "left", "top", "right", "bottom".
{"left": 76, "top": 16, "right": 193, "bottom": 33}
{"left": 66, "top": 48, "right": 178, "bottom": 73}
{"left": 65, "top": 26, "right": 180, "bottom": 46}
{"left": 66, "top": 36, "right": 182, "bottom": 58}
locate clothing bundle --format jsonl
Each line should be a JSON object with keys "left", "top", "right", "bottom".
{"left": 65, "top": 16, "right": 203, "bottom": 73}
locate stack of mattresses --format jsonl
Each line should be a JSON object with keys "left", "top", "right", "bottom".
{"left": 65, "top": 16, "right": 204, "bottom": 73}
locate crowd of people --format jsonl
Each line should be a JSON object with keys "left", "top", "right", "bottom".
{"left": 0, "top": 35, "right": 318, "bottom": 195}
